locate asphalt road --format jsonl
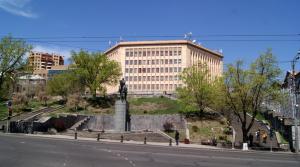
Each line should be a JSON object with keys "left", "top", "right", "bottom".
{"left": 0, "top": 133, "right": 299, "bottom": 167}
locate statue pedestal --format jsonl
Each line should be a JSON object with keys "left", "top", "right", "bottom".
{"left": 114, "top": 100, "right": 127, "bottom": 132}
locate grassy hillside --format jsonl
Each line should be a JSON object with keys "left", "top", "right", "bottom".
{"left": 128, "top": 96, "right": 183, "bottom": 115}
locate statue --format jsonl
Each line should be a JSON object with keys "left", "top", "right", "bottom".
{"left": 119, "top": 78, "right": 127, "bottom": 102}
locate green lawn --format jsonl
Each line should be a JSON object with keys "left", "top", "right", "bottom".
{"left": 128, "top": 96, "right": 183, "bottom": 114}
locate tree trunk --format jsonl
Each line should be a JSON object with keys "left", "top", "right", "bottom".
{"left": 242, "top": 126, "right": 248, "bottom": 143}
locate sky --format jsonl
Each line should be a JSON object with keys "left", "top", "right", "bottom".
{"left": 0, "top": 0, "right": 300, "bottom": 78}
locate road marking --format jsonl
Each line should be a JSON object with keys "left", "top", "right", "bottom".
{"left": 20, "top": 141, "right": 25, "bottom": 144}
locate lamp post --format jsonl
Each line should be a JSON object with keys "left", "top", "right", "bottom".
{"left": 291, "top": 50, "right": 300, "bottom": 153}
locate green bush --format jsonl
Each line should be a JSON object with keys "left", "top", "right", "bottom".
{"left": 192, "top": 125, "right": 199, "bottom": 132}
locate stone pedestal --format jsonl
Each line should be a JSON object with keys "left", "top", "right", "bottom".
{"left": 114, "top": 100, "right": 127, "bottom": 132}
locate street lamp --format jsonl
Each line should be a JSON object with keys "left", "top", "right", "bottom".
{"left": 291, "top": 50, "right": 300, "bottom": 153}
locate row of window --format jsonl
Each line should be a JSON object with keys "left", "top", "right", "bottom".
{"left": 125, "top": 47, "right": 182, "bottom": 57}
{"left": 128, "top": 84, "right": 182, "bottom": 91}
{"left": 125, "top": 59, "right": 182, "bottom": 65}
{"left": 125, "top": 67, "right": 182, "bottom": 73}
{"left": 125, "top": 75, "right": 180, "bottom": 82}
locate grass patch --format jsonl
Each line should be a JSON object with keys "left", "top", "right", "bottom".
{"left": 0, "top": 102, "right": 7, "bottom": 120}
{"left": 278, "top": 132, "right": 289, "bottom": 144}
{"left": 128, "top": 96, "right": 183, "bottom": 114}
{"left": 187, "top": 118, "right": 231, "bottom": 143}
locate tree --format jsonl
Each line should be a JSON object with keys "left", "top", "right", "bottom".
{"left": 71, "top": 50, "right": 121, "bottom": 97}
{"left": 177, "top": 62, "right": 216, "bottom": 115}
{"left": 222, "top": 49, "right": 281, "bottom": 142}
{"left": 0, "top": 35, "right": 31, "bottom": 98}
{"left": 46, "top": 72, "right": 83, "bottom": 102}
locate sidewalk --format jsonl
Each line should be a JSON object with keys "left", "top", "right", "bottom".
{"left": 24, "top": 133, "right": 221, "bottom": 150}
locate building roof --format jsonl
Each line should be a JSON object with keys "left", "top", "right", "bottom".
{"left": 104, "top": 40, "right": 223, "bottom": 58}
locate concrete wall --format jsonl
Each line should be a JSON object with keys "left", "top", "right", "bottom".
{"left": 87, "top": 114, "right": 186, "bottom": 131}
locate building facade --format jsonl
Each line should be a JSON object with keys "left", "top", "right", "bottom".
{"left": 29, "top": 51, "right": 64, "bottom": 71}
{"left": 105, "top": 40, "right": 223, "bottom": 94}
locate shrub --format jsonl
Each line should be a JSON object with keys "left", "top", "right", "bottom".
{"left": 192, "top": 125, "right": 199, "bottom": 132}
{"left": 163, "top": 121, "right": 174, "bottom": 132}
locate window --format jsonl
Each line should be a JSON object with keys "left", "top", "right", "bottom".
{"left": 169, "top": 59, "right": 173, "bottom": 64}
{"left": 156, "top": 51, "right": 159, "bottom": 56}
{"left": 134, "top": 60, "right": 137, "bottom": 65}
{"left": 126, "top": 52, "right": 129, "bottom": 57}
{"left": 169, "top": 50, "right": 173, "bottom": 56}
{"left": 134, "top": 76, "right": 137, "bottom": 81}
{"left": 130, "top": 60, "right": 133, "bottom": 65}
{"left": 160, "top": 76, "right": 164, "bottom": 81}
{"left": 156, "top": 59, "right": 159, "bottom": 64}
{"left": 156, "top": 68, "right": 159, "bottom": 73}
{"left": 151, "top": 76, "right": 155, "bottom": 81}
{"left": 174, "top": 59, "right": 177, "bottom": 64}
{"left": 174, "top": 50, "right": 177, "bottom": 56}
{"left": 178, "top": 50, "right": 182, "bottom": 56}
{"left": 165, "top": 76, "right": 168, "bottom": 81}
{"left": 147, "top": 68, "right": 151, "bottom": 73}
{"left": 147, "top": 60, "right": 151, "bottom": 65}
{"left": 156, "top": 76, "right": 159, "bottom": 81}
{"left": 147, "top": 84, "right": 150, "bottom": 90}
{"left": 134, "top": 51, "right": 137, "bottom": 57}
{"left": 169, "top": 75, "right": 173, "bottom": 81}
{"left": 174, "top": 67, "right": 177, "bottom": 72}
{"left": 133, "top": 84, "right": 137, "bottom": 89}
{"left": 125, "top": 60, "right": 129, "bottom": 65}
{"left": 138, "top": 60, "right": 142, "bottom": 65}
{"left": 169, "top": 67, "right": 173, "bottom": 73}
{"left": 147, "top": 76, "right": 151, "bottom": 81}
{"left": 178, "top": 67, "right": 182, "bottom": 72}
{"left": 160, "top": 59, "right": 164, "bottom": 64}
{"left": 152, "top": 60, "right": 155, "bottom": 65}
{"left": 165, "top": 59, "right": 168, "bottom": 64}
{"left": 165, "top": 67, "right": 169, "bottom": 73}
{"left": 151, "top": 68, "right": 155, "bottom": 73}
{"left": 125, "top": 68, "right": 129, "bottom": 73}
{"left": 143, "top": 76, "right": 146, "bottom": 81}
{"left": 139, "top": 84, "right": 142, "bottom": 90}
{"left": 151, "top": 84, "right": 155, "bottom": 89}
{"left": 160, "top": 50, "right": 164, "bottom": 56}
{"left": 156, "top": 84, "right": 159, "bottom": 90}
{"left": 178, "top": 59, "right": 182, "bottom": 64}
{"left": 138, "top": 76, "right": 141, "bottom": 81}
{"left": 129, "top": 68, "right": 133, "bottom": 73}
{"left": 143, "top": 51, "right": 146, "bottom": 56}
{"left": 165, "top": 51, "right": 168, "bottom": 56}
{"left": 138, "top": 68, "right": 142, "bottom": 73}
{"left": 138, "top": 51, "right": 142, "bottom": 57}
{"left": 129, "top": 76, "right": 132, "bottom": 81}
{"left": 142, "top": 68, "right": 146, "bottom": 73}
{"left": 130, "top": 52, "right": 133, "bottom": 57}
{"left": 160, "top": 84, "right": 164, "bottom": 90}
{"left": 160, "top": 67, "right": 164, "bottom": 73}
{"left": 134, "top": 68, "right": 137, "bottom": 73}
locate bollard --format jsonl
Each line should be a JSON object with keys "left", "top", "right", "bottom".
{"left": 97, "top": 133, "right": 100, "bottom": 141}
{"left": 144, "top": 136, "right": 147, "bottom": 144}
{"left": 75, "top": 131, "right": 77, "bottom": 140}
{"left": 169, "top": 138, "right": 172, "bottom": 146}
{"left": 121, "top": 135, "right": 124, "bottom": 143}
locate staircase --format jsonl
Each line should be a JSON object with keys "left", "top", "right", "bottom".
{"left": 231, "top": 113, "right": 279, "bottom": 150}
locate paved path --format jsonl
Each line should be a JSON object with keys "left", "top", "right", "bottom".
{"left": 0, "top": 133, "right": 299, "bottom": 167}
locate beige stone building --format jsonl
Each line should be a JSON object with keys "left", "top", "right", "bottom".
{"left": 105, "top": 40, "right": 223, "bottom": 94}
{"left": 29, "top": 51, "right": 65, "bottom": 79}
{"left": 29, "top": 51, "right": 64, "bottom": 71}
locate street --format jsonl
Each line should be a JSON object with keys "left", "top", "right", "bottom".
{"left": 0, "top": 133, "right": 299, "bottom": 167}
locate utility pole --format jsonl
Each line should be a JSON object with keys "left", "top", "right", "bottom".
{"left": 291, "top": 50, "right": 300, "bottom": 153}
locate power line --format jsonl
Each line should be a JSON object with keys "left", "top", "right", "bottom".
{"left": 2, "top": 33, "right": 299, "bottom": 40}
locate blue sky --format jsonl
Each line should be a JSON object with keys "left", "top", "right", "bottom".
{"left": 0, "top": 0, "right": 300, "bottom": 77}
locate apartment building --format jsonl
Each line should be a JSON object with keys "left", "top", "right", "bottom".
{"left": 104, "top": 40, "right": 223, "bottom": 94}
{"left": 29, "top": 51, "right": 64, "bottom": 78}
{"left": 29, "top": 51, "right": 64, "bottom": 71}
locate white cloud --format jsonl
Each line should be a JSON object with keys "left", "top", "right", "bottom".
{"left": 0, "top": 0, "right": 37, "bottom": 18}
{"left": 32, "top": 45, "right": 74, "bottom": 64}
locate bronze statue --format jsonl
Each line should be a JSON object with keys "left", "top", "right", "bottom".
{"left": 119, "top": 78, "right": 127, "bottom": 102}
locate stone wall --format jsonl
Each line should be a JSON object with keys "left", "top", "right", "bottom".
{"left": 87, "top": 114, "right": 186, "bottom": 131}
